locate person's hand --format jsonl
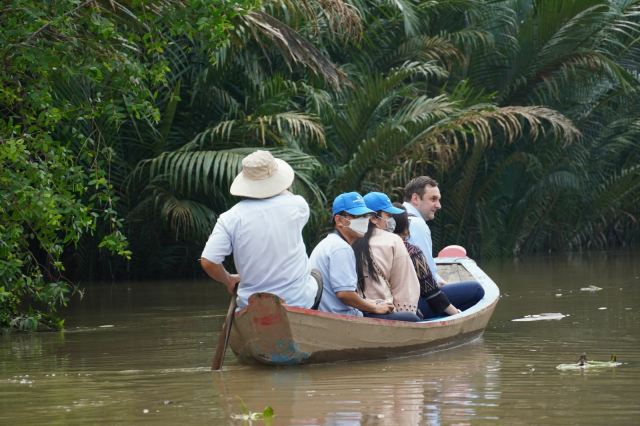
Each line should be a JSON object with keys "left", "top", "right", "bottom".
{"left": 225, "top": 274, "right": 240, "bottom": 294}
{"left": 437, "top": 277, "right": 448, "bottom": 288}
{"left": 373, "top": 300, "right": 395, "bottom": 314}
{"left": 444, "top": 304, "right": 460, "bottom": 315}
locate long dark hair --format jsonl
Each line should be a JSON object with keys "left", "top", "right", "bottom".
{"left": 351, "top": 220, "right": 378, "bottom": 293}
{"left": 391, "top": 203, "right": 409, "bottom": 236}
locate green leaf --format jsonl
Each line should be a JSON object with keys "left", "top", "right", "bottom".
{"left": 263, "top": 406, "right": 274, "bottom": 418}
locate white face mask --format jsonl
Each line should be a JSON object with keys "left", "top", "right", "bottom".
{"left": 385, "top": 217, "right": 396, "bottom": 233}
{"left": 348, "top": 217, "right": 370, "bottom": 236}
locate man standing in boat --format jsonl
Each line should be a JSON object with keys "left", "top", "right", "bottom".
{"left": 200, "top": 150, "right": 320, "bottom": 309}
{"left": 309, "top": 192, "right": 395, "bottom": 316}
{"left": 403, "top": 176, "right": 484, "bottom": 316}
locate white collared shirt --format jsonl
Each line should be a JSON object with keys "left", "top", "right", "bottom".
{"left": 201, "top": 192, "right": 316, "bottom": 309}
{"left": 403, "top": 201, "right": 442, "bottom": 282}
{"left": 310, "top": 233, "right": 363, "bottom": 316}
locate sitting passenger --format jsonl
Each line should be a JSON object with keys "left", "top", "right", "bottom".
{"left": 351, "top": 192, "right": 421, "bottom": 322}
{"left": 310, "top": 192, "right": 394, "bottom": 316}
{"left": 391, "top": 203, "right": 461, "bottom": 317}
{"left": 402, "top": 176, "right": 484, "bottom": 317}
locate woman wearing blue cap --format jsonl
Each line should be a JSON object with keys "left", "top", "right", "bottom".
{"left": 309, "top": 192, "right": 395, "bottom": 316}
{"left": 351, "top": 192, "right": 421, "bottom": 321}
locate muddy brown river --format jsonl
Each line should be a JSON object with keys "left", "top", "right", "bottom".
{"left": 2, "top": 250, "right": 639, "bottom": 424}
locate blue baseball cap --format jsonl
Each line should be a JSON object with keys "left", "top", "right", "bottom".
{"left": 363, "top": 192, "right": 404, "bottom": 214}
{"left": 332, "top": 192, "right": 375, "bottom": 216}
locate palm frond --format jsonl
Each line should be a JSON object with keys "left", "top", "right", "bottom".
{"left": 393, "top": 94, "right": 456, "bottom": 126}
{"left": 130, "top": 184, "right": 218, "bottom": 242}
{"left": 411, "top": 105, "right": 580, "bottom": 158}
{"left": 446, "top": 29, "right": 495, "bottom": 52}
{"left": 387, "top": 60, "right": 449, "bottom": 83}
{"left": 189, "top": 111, "right": 325, "bottom": 148}
{"left": 568, "top": 165, "right": 640, "bottom": 249}
{"left": 241, "top": 10, "right": 349, "bottom": 89}
{"left": 385, "top": 0, "right": 422, "bottom": 36}
{"left": 131, "top": 147, "right": 324, "bottom": 204}
{"left": 446, "top": 143, "right": 485, "bottom": 243}
{"left": 392, "top": 35, "right": 466, "bottom": 70}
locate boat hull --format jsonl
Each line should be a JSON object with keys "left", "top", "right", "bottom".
{"left": 228, "top": 257, "right": 499, "bottom": 365}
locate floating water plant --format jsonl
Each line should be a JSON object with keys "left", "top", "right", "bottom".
{"left": 230, "top": 396, "right": 274, "bottom": 423}
{"left": 557, "top": 354, "right": 621, "bottom": 371}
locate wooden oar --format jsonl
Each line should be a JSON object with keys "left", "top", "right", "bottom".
{"left": 211, "top": 284, "right": 238, "bottom": 371}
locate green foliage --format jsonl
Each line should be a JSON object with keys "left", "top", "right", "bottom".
{"left": 0, "top": 136, "right": 89, "bottom": 329}
{"left": 232, "top": 396, "right": 274, "bottom": 423}
{"left": 438, "top": 0, "right": 640, "bottom": 256}
{"left": 0, "top": 0, "right": 256, "bottom": 330}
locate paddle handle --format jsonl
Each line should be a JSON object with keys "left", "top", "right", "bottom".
{"left": 211, "top": 285, "right": 238, "bottom": 371}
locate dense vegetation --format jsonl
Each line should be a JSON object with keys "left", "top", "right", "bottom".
{"left": 2, "top": 0, "right": 640, "bottom": 330}
{"left": 0, "top": 0, "right": 255, "bottom": 329}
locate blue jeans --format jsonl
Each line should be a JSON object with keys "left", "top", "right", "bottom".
{"left": 363, "top": 311, "right": 421, "bottom": 322}
{"left": 418, "top": 281, "right": 485, "bottom": 319}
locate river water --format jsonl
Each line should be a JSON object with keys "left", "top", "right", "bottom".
{"left": 1, "top": 251, "right": 639, "bottom": 425}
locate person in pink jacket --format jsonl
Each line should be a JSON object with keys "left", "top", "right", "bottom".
{"left": 351, "top": 192, "right": 421, "bottom": 322}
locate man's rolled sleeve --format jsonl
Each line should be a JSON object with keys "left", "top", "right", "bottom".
{"left": 201, "top": 218, "right": 233, "bottom": 264}
{"left": 328, "top": 247, "right": 359, "bottom": 293}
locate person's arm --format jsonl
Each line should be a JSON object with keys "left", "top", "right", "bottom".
{"left": 200, "top": 213, "right": 238, "bottom": 293}
{"left": 336, "top": 291, "right": 394, "bottom": 314}
{"left": 425, "top": 290, "right": 460, "bottom": 316}
{"left": 407, "top": 217, "right": 444, "bottom": 283}
{"left": 443, "top": 304, "right": 461, "bottom": 315}
{"left": 200, "top": 258, "right": 240, "bottom": 295}
{"left": 388, "top": 240, "right": 421, "bottom": 312}
{"left": 327, "top": 243, "right": 392, "bottom": 313}
{"left": 412, "top": 250, "right": 457, "bottom": 314}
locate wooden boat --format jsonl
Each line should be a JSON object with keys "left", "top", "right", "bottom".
{"left": 228, "top": 246, "right": 499, "bottom": 365}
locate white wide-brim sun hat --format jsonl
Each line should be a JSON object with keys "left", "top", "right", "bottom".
{"left": 230, "top": 150, "right": 295, "bottom": 199}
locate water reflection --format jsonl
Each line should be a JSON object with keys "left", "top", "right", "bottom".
{"left": 214, "top": 341, "right": 501, "bottom": 425}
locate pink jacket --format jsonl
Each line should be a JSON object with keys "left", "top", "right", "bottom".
{"left": 362, "top": 228, "right": 420, "bottom": 312}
